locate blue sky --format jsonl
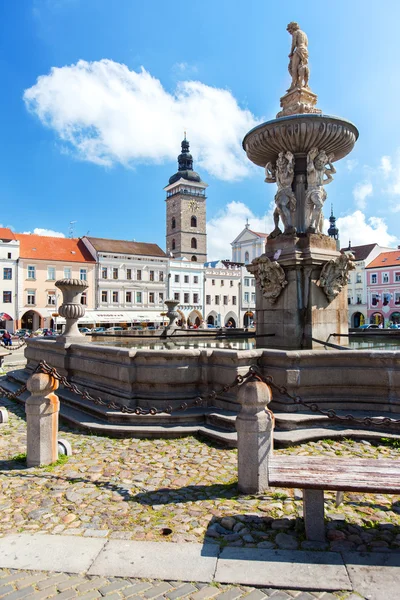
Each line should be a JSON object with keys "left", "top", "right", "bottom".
{"left": 1, "top": 0, "right": 400, "bottom": 259}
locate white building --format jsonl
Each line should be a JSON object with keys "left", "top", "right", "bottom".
{"left": 82, "top": 237, "right": 168, "bottom": 327}
{"left": 168, "top": 257, "right": 204, "bottom": 326}
{"left": 0, "top": 228, "right": 19, "bottom": 333}
{"left": 204, "top": 261, "right": 241, "bottom": 327}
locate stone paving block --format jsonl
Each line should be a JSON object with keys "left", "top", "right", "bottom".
{"left": 0, "top": 584, "right": 14, "bottom": 596}
{"left": 102, "top": 594, "right": 125, "bottom": 600}
{"left": 0, "top": 534, "right": 106, "bottom": 574}
{"left": 213, "top": 589, "right": 243, "bottom": 600}
{"left": 15, "top": 574, "right": 47, "bottom": 589}
{"left": 342, "top": 551, "right": 400, "bottom": 600}
{"left": 36, "top": 574, "right": 70, "bottom": 590}
{"left": 241, "top": 591, "right": 268, "bottom": 600}
{"left": 1, "top": 587, "right": 35, "bottom": 599}
{"left": 78, "top": 591, "right": 102, "bottom": 600}
{"left": 165, "top": 583, "right": 197, "bottom": 599}
{"left": 266, "top": 594, "right": 292, "bottom": 600}
{"left": 57, "top": 576, "right": 88, "bottom": 591}
{"left": 215, "top": 548, "right": 351, "bottom": 590}
{"left": 54, "top": 591, "right": 78, "bottom": 600}
{"left": 121, "top": 582, "right": 154, "bottom": 595}
{"left": 293, "top": 594, "right": 318, "bottom": 600}
{"left": 190, "top": 585, "right": 221, "bottom": 600}
{"left": 98, "top": 580, "right": 130, "bottom": 595}
{"left": 143, "top": 582, "right": 173, "bottom": 598}
{"left": 0, "top": 574, "right": 32, "bottom": 585}
{"left": 76, "top": 578, "right": 109, "bottom": 593}
{"left": 89, "top": 542, "right": 219, "bottom": 583}
{"left": 24, "top": 588, "right": 58, "bottom": 599}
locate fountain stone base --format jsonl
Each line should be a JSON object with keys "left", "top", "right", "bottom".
{"left": 252, "top": 233, "right": 349, "bottom": 350}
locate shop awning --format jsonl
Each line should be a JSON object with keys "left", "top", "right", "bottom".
{"left": 54, "top": 310, "right": 166, "bottom": 325}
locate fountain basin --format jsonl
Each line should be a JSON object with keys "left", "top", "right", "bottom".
{"left": 243, "top": 114, "right": 359, "bottom": 167}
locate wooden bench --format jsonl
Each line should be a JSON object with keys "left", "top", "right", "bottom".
{"left": 236, "top": 376, "right": 400, "bottom": 541}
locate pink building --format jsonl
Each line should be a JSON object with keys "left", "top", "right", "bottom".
{"left": 366, "top": 250, "right": 400, "bottom": 326}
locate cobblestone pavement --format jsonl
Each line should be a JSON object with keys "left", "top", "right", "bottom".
{"left": 0, "top": 568, "right": 365, "bottom": 599}
{"left": 0, "top": 396, "right": 399, "bottom": 554}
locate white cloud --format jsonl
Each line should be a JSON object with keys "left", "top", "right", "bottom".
{"left": 207, "top": 201, "right": 273, "bottom": 261}
{"left": 323, "top": 210, "right": 397, "bottom": 248}
{"left": 346, "top": 159, "right": 358, "bottom": 172}
{"left": 22, "top": 228, "right": 65, "bottom": 237}
{"left": 353, "top": 181, "right": 373, "bottom": 209}
{"left": 24, "top": 59, "right": 260, "bottom": 181}
{"left": 380, "top": 155, "right": 392, "bottom": 177}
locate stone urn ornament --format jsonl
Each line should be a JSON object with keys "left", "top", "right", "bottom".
{"left": 55, "top": 279, "right": 89, "bottom": 343}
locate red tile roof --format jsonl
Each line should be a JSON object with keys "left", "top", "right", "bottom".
{"left": 15, "top": 234, "right": 96, "bottom": 263}
{"left": 340, "top": 243, "right": 377, "bottom": 262}
{"left": 0, "top": 228, "right": 16, "bottom": 241}
{"left": 248, "top": 230, "right": 268, "bottom": 239}
{"left": 366, "top": 251, "right": 400, "bottom": 269}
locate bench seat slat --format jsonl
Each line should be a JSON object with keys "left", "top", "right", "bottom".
{"left": 269, "top": 456, "right": 400, "bottom": 493}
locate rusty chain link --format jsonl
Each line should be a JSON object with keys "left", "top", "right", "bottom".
{"left": 0, "top": 339, "right": 26, "bottom": 352}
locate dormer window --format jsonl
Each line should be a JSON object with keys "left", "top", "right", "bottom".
{"left": 171, "top": 217, "right": 176, "bottom": 229}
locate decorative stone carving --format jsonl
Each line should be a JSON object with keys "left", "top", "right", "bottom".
{"left": 161, "top": 299, "right": 180, "bottom": 338}
{"left": 247, "top": 256, "right": 287, "bottom": 304}
{"left": 55, "top": 279, "right": 89, "bottom": 342}
{"left": 265, "top": 151, "right": 296, "bottom": 238}
{"left": 305, "top": 148, "right": 336, "bottom": 233}
{"left": 319, "top": 253, "right": 355, "bottom": 303}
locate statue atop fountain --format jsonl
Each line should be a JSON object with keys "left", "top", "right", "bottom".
{"left": 243, "top": 23, "right": 358, "bottom": 349}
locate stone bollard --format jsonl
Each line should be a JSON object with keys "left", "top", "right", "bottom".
{"left": 0, "top": 407, "right": 8, "bottom": 424}
{"left": 236, "top": 375, "right": 274, "bottom": 494}
{"left": 26, "top": 373, "right": 60, "bottom": 467}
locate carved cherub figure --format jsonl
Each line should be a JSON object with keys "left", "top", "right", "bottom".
{"left": 305, "top": 147, "right": 336, "bottom": 233}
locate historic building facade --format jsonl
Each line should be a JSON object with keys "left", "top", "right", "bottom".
{"left": 366, "top": 249, "right": 400, "bottom": 326}
{"left": 82, "top": 237, "right": 168, "bottom": 327}
{"left": 0, "top": 228, "right": 19, "bottom": 333}
{"left": 164, "top": 136, "right": 207, "bottom": 264}
{"left": 204, "top": 261, "right": 241, "bottom": 327}
{"left": 168, "top": 257, "right": 204, "bottom": 326}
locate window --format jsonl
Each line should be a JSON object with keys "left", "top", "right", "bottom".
{"left": 184, "top": 275, "right": 189, "bottom": 283}
{"left": 184, "top": 293, "right": 190, "bottom": 303}
{"left": 7, "top": 252, "right": 11, "bottom": 259}
{"left": 112, "top": 291, "right": 119, "bottom": 303}
{"left": 191, "top": 216, "right": 197, "bottom": 227}
{"left": 371, "top": 274, "right": 377, "bottom": 284}
{"left": 3, "top": 268, "right": 12, "bottom": 280}
{"left": 371, "top": 293, "right": 380, "bottom": 306}
{"left": 46, "top": 266, "right": 55, "bottom": 280}
{"left": 357, "top": 294, "right": 362, "bottom": 304}
{"left": 395, "top": 293, "right": 400, "bottom": 305}
{"left": 244, "top": 278, "right": 250, "bottom": 287}
{"left": 113, "top": 268, "right": 118, "bottom": 280}
{"left": 3, "top": 291, "right": 11, "bottom": 303}
{"left": 136, "top": 291, "right": 142, "bottom": 303}
{"left": 80, "top": 269, "right": 87, "bottom": 281}
{"left": 230, "top": 281, "right": 233, "bottom": 287}
{"left": 126, "top": 268, "right": 132, "bottom": 280}
{"left": 396, "top": 273, "right": 400, "bottom": 283}
{"left": 101, "top": 291, "right": 108, "bottom": 303}
{"left": 191, "top": 238, "right": 197, "bottom": 249}
{"left": 159, "top": 292, "right": 164, "bottom": 303}
{"left": 215, "top": 295, "right": 220, "bottom": 305}
{"left": 149, "top": 292, "right": 155, "bottom": 303}
{"left": 221, "top": 280, "right": 224, "bottom": 286}
{"left": 244, "top": 251, "right": 250, "bottom": 264}
{"left": 194, "top": 276, "right": 198, "bottom": 284}
{"left": 223, "top": 295, "right": 228, "bottom": 305}
{"left": 80, "top": 292, "right": 87, "bottom": 305}
{"left": 149, "top": 270, "right": 154, "bottom": 282}
{"left": 251, "top": 293, "right": 256, "bottom": 303}
{"left": 27, "top": 290, "right": 35, "bottom": 305}
{"left": 27, "top": 265, "right": 35, "bottom": 280}
{"left": 232, "top": 296, "right": 237, "bottom": 305}
{"left": 126, "top": 292, "right": 132, "bottom": 303}
{"left": 137, "top": 269, "right": 142, "bottom": 281}
{"left": 102, "top": 267, "right": 108, "bottom": 279}
{"left": 191, "top": 256, "right": 197, "bottom": 262}
{"left": 174, "top": 292, "right": 180, "bottom": 301}
{"left": 159, "top": 271, "right": 164, "bottom": 282}
{"left": 172, "top": 239, "right": 176, "bottom": 250}
{"left": 383, "top": 273, "right": 389, "bottom": 284}
{"left": 172, "top": 217, "right": 176, "bottom": 229}
{"left": 244, "top": 292, "right": 250, "bottom": 302}
{"left": 356, "top": 273, "right": 362, "bottom": 283}
{"left": 206, "top": 295, "right": 211, "bottom": 305}
{"left": 175, "top": 274, "right": 180, "bottom": 283}
{"left": 64, "top": 267, "right": 71, "bottom": 279}
{"left": 383, "top": 292, "right": 391, "bottom": 306}
{"left": 251, "top": 279, "right": 255, "bottom": 287}
{"left": 212, "top": 279, "right": 215, "bottom": 286}
{"left": 193, "top": 293, "right": 199, "bottom": 304}
{"left": 47, "top": 291, "right": 56, "bottom": 305}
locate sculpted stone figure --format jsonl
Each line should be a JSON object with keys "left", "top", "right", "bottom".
{"left": 287, "top": 22, "right": 310, "bottom": 90}
{"left": 305, "top": 148, "right": 336, "bottom": 233}
{"left": 247, "top": 255, "right": 287, "bottom": 304}
{"left": 265, "top": 151, "right": 296, "bottom": 237}
{"left": 319, "top": 253, "right": 355, "bottom": 303}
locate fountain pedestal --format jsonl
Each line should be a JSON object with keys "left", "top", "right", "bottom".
{"left": 249, "top": 234, "right": 349, "bottom": 349}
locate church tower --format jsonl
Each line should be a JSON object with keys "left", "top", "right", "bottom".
{"left": 164, "top": 135, "right": 208, "bottom": 263}
{"left": 327, "top": 205, "right": 340, "bottom": 250}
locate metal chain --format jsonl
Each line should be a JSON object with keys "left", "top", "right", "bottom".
{"left": 0, "top": 339, "right": 26, "bottom": 352}
{"left": 35, "top": 360, "right": 254, "bottom": 415}
{"left": 251, "top": 364, "right": 400, "bottom": 428}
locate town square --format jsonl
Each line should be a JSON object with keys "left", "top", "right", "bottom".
{"left": 1, "top": 2, "right": 400, "bottom": 599}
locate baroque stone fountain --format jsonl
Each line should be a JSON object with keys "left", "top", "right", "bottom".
{"left": 245, "top": 21, "right": 358, "bottom": 349}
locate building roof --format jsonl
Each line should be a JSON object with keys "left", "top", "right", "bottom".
{"left": 341, "top": 243, "right": 378, "bottom": 262}
{"left": 366, "top": 251, "right": 400, "bottom": 269}
{"left": 0, "top": 228, "right": 16, "bottom": 241}
{"left": 86, "top": 237, "right": 167, "bottom": 258}
{"left": 248, "top": 229, "right": 268, "bottom": 239}
{"left": 15, "top": 234, "right": 96, "bottom": 263}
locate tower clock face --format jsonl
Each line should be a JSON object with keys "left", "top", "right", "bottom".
{"left": 188, "top": 199, "right": 198, "bottom": 211}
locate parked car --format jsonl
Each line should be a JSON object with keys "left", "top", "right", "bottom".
{"left": 15, "top": 329, "right": 31, "bottom": 337}
{"left": 92, "top": 327, "right": 106, "bottom": 333}
{"left": 0, "top": 329, "right": 7, "bottom": 336}
{"left": 128, "top": 326, "right": 143, "bottom": 331}
{"left": 359, "top": 324, "right": 380, "bottom": 330}
{"left": 105, "top": 326, "right": 125, "bottom": 332}
{"left": 207, "top": 324, "right": 216, "bottom": 328}
{"left": 79, "top": 327, "right": 91, "bottom": 334}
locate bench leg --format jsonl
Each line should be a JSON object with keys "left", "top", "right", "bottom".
{"left": 303, "top": 489, "right": 325, "bottom": 541}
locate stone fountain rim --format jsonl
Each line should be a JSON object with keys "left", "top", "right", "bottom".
{"left": 242, "top": 113, "right": 359, "bottom": 151}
